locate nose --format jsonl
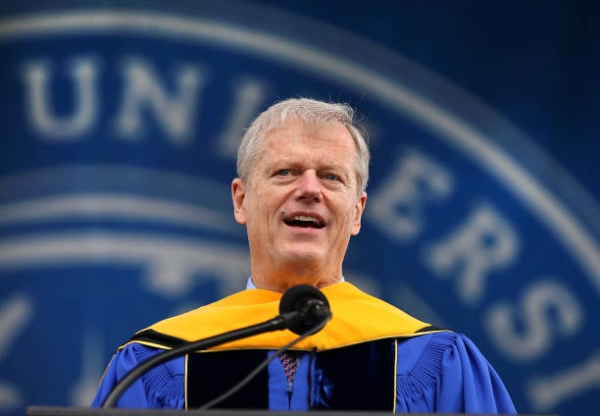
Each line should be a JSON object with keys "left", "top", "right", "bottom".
{"left": 295, "top": 170, "right": 322, "bottom": 202}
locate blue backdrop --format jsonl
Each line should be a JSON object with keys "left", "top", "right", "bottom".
{"left": 1, "top": 1, "right": 599, "bottom": 416}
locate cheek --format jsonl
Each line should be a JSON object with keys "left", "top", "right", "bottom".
{"left": 334, "top": 206, "right": 356, "bottom": 232}
{"left": 246, "top": 192, "right": 278, "bottom": 224}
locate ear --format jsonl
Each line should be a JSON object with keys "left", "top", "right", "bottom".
{"left": 231, "top": 178, "right": 247, "bottom": 225}
{"left": 351, "top": 191, "right": 367, "bottom": 236}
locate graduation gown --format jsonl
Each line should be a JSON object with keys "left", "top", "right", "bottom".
{"left": 92, "top": 282, "right": 516, "bottom": 413}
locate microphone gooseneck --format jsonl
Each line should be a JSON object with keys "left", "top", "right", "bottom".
{"left": 101, "top": 284, "right": 332, "bottom": 408}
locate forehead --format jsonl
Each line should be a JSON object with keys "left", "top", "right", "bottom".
{"left": 260, "top": 118, "right": 357, "bottom": 159}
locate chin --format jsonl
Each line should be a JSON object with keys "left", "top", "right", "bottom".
{"left": 288, "top": 252, "right": 322, "bottom": 263}
{"left": 282, "top": 249, "right": 324, "bottom": 265}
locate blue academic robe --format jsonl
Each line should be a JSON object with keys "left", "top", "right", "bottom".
{"left": 92, "top": 282, "right": 516, "bottom": 413}
{"left": 92, "top": 331, "right": 515, "bottom": 413}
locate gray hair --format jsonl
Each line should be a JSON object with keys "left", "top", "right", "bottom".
{"left": 236, "top": 98, "right": 370, "bottom": 194}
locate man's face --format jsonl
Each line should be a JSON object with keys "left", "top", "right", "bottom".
{"left": 231, "top": 118, "right": 367, "bottom": 290}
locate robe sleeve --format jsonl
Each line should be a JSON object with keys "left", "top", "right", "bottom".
{"left": 90, "top": 343, "right": 185, "bottom": 409}
{"left": 395, "top": 332, "right": 516, "bottom": 414}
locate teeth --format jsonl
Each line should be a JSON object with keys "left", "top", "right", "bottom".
{"left": 293, "top": 215, "right": 320, "bottom": 225}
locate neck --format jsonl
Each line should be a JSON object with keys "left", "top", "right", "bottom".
{"left": 249, "top": 257, "right": 344, "bottom": 292}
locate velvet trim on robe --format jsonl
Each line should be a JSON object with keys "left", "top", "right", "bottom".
{"left": 182, "top": 339, "right": 399, "bottom": 410}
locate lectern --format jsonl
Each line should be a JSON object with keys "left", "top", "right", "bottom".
{"left": 26, "top": 408, "right": 395, "bottom": 416}
{"left": 26, "top": 406, "right": 558, "bottom": 416}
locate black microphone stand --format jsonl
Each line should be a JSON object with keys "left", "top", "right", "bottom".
{"left": 101, "top": 311, "right": 300, "bottom": 408}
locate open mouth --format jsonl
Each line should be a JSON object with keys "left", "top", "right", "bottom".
{"left": 284, "top": 215, "right": 325, "bottom": 229}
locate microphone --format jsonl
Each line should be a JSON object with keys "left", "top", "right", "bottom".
{"left": 101, "top": 284, "right": 332, "bottom": 408}
{"left": 279, "top": 284, "right": 332, "bottom": 335}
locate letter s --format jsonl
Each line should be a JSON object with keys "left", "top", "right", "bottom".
{"left": 485, "top": 279, "right": 583, "bottom": 362}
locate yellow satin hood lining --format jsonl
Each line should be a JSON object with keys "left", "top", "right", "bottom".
{"left": 141, "top": 282, "right": 437, "bottom": 352}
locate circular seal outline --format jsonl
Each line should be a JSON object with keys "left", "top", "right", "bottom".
{"left": 1, "top": 3, "right": 599, "bottom": 296}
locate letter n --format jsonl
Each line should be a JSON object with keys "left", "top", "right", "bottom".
{"left": 114, "top": 57, "right": 205, "bottom": 145}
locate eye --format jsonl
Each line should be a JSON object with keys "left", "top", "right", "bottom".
{"left": 276, "top": 169, "right": 291, "bottom": 176}
{"left": 323, "top": 173, "right": 340, "bottom": 181}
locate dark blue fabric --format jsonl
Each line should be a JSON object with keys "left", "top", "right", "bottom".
{"left": 187, "top": 350, "right": 269, "bottom": 409}
{"left": 310, "top": 339, "right": 395, "bottom": 410}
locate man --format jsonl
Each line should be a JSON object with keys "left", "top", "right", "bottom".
{"left": 92, "top": 98, "right": 516, "bottom": 413}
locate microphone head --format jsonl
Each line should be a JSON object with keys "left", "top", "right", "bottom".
{"left": 279, "top": 284, "right": 331, "bottom": 335}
